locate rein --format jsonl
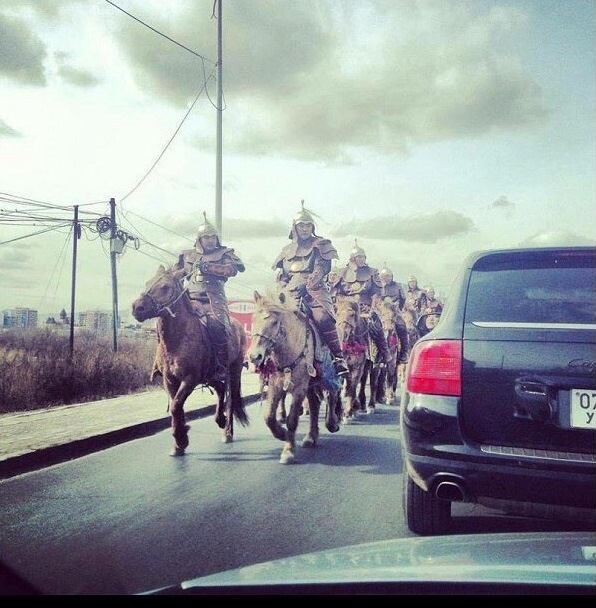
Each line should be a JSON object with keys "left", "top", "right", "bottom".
{"left": 254, "top": 313, "right": 309, "bottom": 373}
{"left": 143, "top": 277, "right": 188, "bottom": 318}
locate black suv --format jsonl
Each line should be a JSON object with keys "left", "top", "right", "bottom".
{"left": 400, "top": 246, "right": 596, "bottom": 535}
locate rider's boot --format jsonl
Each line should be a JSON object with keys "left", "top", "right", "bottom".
{"left": 318, "top": 318, "right": 349, "bottom": 377}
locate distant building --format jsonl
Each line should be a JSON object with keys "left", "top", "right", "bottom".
{"left": 2, "top": 307, "right": 38, "bottom": 329}
{"left": 77, "top": 310, "right": 115, "bottom": 334}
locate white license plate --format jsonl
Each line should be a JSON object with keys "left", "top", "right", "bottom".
{"left": 570, "top": 389, "right": 596, "bottom": 429}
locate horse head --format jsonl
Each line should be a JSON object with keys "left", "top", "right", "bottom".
{"left": 335, "top": 299, "right": 361, "bottom": 344}
{"left": 248, "top": 288, "right": 304, "bottom": 369}
{"left": 132, "top": 265, "right": 188, "bottom": 322}
{"left": 377, "top": 299, "right": 399, "bottom": 332}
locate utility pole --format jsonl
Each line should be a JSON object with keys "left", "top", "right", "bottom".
{"left": 109, "top": 197, "right": 119, "bottom": 352}
{"left": 215, "top": 0, "right": 223, "bottom": 236}
{"left": 69, "top": 205, "right": 80, "bottom": 356}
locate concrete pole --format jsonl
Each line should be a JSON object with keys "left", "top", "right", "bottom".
{"left": 215, "top": 0, "right": 223, "bottom": 237}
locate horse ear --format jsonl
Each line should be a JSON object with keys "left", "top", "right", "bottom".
{"left": 254, "top": 290, "right": 261, "bottom": 303}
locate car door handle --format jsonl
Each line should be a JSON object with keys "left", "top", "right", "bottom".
{"left": 513, "top": 379, "right": 553, "bottom": 422}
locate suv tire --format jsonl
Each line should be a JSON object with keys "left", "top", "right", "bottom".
{"left": 403, "top": 469, "right": 451, "bottom": 535}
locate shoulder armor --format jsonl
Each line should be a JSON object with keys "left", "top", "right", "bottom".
{"left": 272, "top": 242, "right": 299, "bottom": 269}
{"left": 313, "top": 237, "right": 338, "bottom": 261}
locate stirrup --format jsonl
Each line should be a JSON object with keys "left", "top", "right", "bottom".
{"left": 333, "top": 357, "right": 349, "bottom": 377}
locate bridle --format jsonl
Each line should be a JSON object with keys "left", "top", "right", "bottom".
{"left": 337, "top": 311, "right": 367, "bottom": 344}
{"left": 142, "top": 274, "right": 188, "bottom": 318}
{"left": 253, "top": 313, "right": 309, "bottom": 372}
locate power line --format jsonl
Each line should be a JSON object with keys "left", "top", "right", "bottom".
{"left": 118, "top": 67, "right": 216, "bottom": 204}
{"left": 104, "top": 0, "right": 215, "bottom": 64}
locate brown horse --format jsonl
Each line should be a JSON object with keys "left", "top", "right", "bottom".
{"left": 131, "top": 265, "right": 249, "bottom": 456}
{"left": 247, "top": 289, "right": 341, "bottom": 464}
{"left": 375, "top": 300, "right": 399, "bottom": 404}
{"left": 335, "top": 299, "right": 368, "bottom": 423}
{"left": 356, "top": 311, "right": 387, "bottom": 415}
{"left": 397, "top": 306, "right": 421, "bottom": 388}
{"left": 375, "top": 299, "right": 410, "bottom": 404}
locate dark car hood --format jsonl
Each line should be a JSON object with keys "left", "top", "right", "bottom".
{"left": 144, "top": 531, "right": 596, "bottom": 595}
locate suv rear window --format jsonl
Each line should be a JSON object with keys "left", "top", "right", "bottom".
{"left": 464, "top": 250, "right": 596, "bottom": 325}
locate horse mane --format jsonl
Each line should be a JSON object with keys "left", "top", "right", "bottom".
{"left": 400, "top": 306, "right": 418, "bottom": 329}
{"left": 144, "top": 264, "right": 185, "bottom": 291}
{"left": 336, "top": 299, "right": 360, "bottom": 316}
{"left": 254, "top": 286, "right": 299, "bottom": 315}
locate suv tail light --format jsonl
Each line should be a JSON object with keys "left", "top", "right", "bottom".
{"left": 406, "top": 339, "right": 462, "bottom": 396}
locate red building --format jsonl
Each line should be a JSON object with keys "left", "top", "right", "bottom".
{"left": 228, "top": 299, "right": 256, "bottom": 357}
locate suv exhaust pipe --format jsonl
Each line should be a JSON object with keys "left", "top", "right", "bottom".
{"left": 435, "top": 480, "right": 466, "bottom": 502}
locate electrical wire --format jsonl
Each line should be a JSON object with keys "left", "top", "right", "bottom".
{"left": 118, "top": 65, "right": 216, "bottom": 205}
{"left": 104, "top": 0, "right": 215, "bottom": 65}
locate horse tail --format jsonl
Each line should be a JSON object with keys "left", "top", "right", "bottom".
{"left": 232, "top": 394, "right": 250, "bottom": 427}
{"left": 229, "top": 363, "right": 250, "bottom": 427}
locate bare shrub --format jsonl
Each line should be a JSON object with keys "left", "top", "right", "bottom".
{"left": 0, "top": 328, "right": 157, "bottom": 413}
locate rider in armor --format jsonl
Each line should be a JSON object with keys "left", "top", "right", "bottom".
{"left": 379, "top": 264, "right": 406, "bottom": 310}
{"left": 272, "top": 201, "right": 349, "bottom": 377}
{"left": 330, "top": 240, "right": 390, "bottom": 368}
{"left": 375, "top": 265, "right": 409, "bottom": 403}
{"left": 173, "top": 212, "right": 245, "bottom": 383}
{"left": 404, "top": 275, "right": 428, "bottom": 320}
{"left": 424, "top": 286, "right": 443, "bottom": 315}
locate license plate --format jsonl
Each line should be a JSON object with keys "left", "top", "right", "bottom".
{"left": 570, "top": 389, "right": 596, "bottom": 429}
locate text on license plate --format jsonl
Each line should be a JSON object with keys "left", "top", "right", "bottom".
{"left": 570, "top": 389, "right": 596, "bottom": 429}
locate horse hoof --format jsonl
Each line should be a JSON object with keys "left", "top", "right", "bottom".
{"left": 367, "top": 407, "right": 375, "bottom": 414}
{"left": 302, "top": 436, "right": 316, "bottom": 448}
{"left": 170, "top": 446, "right": 185, "bottom": 457}
{"left": 279, "top": 451, "right": 296, "bottom": 464}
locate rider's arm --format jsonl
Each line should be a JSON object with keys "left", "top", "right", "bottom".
{"left": 306, "top": 251, "right": 331, "bottom": 292}
{"left": 199, "top": 252, "right": 244, "bottom": 278}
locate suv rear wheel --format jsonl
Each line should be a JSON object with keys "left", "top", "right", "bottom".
{"left": 403, "top": 470, "right": 451, "bottom": 535}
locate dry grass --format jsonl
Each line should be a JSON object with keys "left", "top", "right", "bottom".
{"left": 0, "top": 328, "right": 158, "bottom": 413}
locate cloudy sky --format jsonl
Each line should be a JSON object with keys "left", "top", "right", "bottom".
{"left": 1, "top": 0, "right": 594, "bottom": 321}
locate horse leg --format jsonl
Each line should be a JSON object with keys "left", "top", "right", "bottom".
{"left": 280, "top": 391, "right": 304, "bottom": 464}
{"left": 168, "top": 381, "right": 194, "bottom": 456}
{"left": 397, "top": 362, "right": 407, "bottom": 386}
{"left": 214, "top": 383, "right": 234, "bottom": 444}
{"left": 342, "top": 372, "right": 355, "bottom": 424}
{"left": 264, "top": 382, "right": 289, "bottom": 442}
{"left": 367, "top": 366, "right": 379, "bottom": 414}
{"left": 277, "top": 391, "right": 287, "bottom": 424}
{"left": 386, "top": 363, "right": 396, "bottom": 403}
{"left": 229, "top": 361, "right": 249, "bottom": 428}
{"left": 325, "top": 388, "right": 341, "bottom": 434}
{"left": 376, "top": 366, "right": 387, "bottom": 404}
{"left": 358, "top": 361, "right": 369, "bottom": 413}
{"left": 302, "top": 387, "right": 320, "bottom": 448}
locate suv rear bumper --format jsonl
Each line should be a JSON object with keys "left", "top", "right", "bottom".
{"left": 404, "top": 448, "right": 596, "bottom": 510}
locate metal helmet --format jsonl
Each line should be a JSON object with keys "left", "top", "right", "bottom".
{"left": 379, "top": 263, "right": 393, "bottom": 280}
{"left": 195, "top": 211, "right": 220, "bottom": 246}
{"left": 408, "top": 275, "right": 417, "bottom": 284}
{"left": 288, "top": 199, "right": 318, "bottom": 239}
{"left": 349, "top": 239, "right": 366, "bottom": 261}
